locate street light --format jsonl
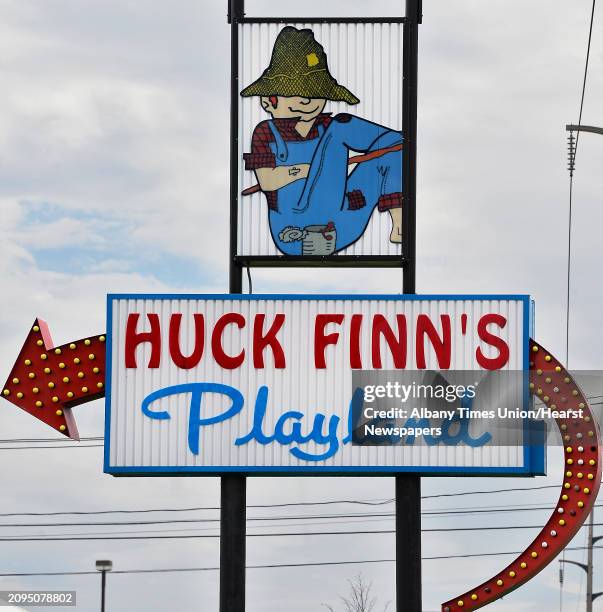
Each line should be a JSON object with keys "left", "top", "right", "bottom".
{"left": 95, "top": 560, "right": 113, "bottom": 612}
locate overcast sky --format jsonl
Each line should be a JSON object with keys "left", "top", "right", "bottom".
{"left": 0, "top": 1, "right": 601, "bottom": 611}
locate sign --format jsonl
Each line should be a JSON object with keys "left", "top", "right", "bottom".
{"left": 104, "top": 294, "right": 542, "bottom": 475}
{"left": 237, "top": 22, "right": 404, "bottom": 259}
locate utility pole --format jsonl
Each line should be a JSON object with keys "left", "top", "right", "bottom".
{"left": 585, "top": 509, "right": 603, "bottom": 612}
{"left": 561, "top": 118, "right": 603, "bottom": 611}
{"left": 588, "top": 509, "right": 594, "bottom": 612}
{"left": 559, "top": 509, "right": 603, "bottom": 611}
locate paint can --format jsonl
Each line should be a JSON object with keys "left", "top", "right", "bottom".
{"left": 301, "top": 224, "right": 337, "bottom": 255}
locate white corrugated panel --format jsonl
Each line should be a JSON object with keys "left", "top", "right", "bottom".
{"left": 237, "top": 22, "right": 403, "bottom": 257}
{"left": 106, "top": 295, "right": 532, "bottom": 474}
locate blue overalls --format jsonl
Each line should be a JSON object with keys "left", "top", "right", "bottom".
{"left": 266, "top": 114, "right": 403, "bottom": 255}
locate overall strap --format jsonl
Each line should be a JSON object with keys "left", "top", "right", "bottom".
{"left": 267, "top": 120, "right": 289, "bottom": 163}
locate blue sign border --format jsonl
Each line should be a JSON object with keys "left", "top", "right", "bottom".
{"left": 104, "top": 293, "right": 544, "bottom": 477}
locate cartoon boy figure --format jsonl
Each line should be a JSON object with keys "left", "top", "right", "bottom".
{"left": 241, "top": 26, "right": 403, "bottom": 256}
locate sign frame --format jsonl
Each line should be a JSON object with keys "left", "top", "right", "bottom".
{"left": 230, "top": 15, "right": 413, "bottom": 271}
{"left": 103, "top": 293, "right": 543, "bottom": 477}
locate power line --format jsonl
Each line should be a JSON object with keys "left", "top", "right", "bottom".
{"left": 0, "top": 399, "right": 600, "bottom": 449}
{"left": 0, "top": 503, "right": 599, "bottom": 529}
{"left": 0, "top": 437, "right": 103, "bottom": 444}
{"left": 0, "top": 501, "right": 584, "bottom": 526}
{"left": 0, "top": 402, "right": 600, "bottom": 450}
{"left": 0, "top": 484, "right": 568, "bottom": 518}
{"left": 0, "top": 444, "right": 103, "bottom": 450}
{"left": 4, "top": 521, "right": 603, "bottom": 542}
{"left": 573, "top": 0, "right": 597, "bottom": 166}
{"left": 422, "top": 484, "right": 560, "bottom": 499}
{"left": 2, "top": 544, "right": 603, "bottom": 578}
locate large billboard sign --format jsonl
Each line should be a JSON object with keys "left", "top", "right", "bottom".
{"left": 104, "top": 294, "right": 540, "bottom": 475}
{"left": 237, "top": 22, "right": 404, "bottom": 260}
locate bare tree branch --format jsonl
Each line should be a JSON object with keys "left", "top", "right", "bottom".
{"left": 322, "top": 574, "right": 390, "bottom": 612}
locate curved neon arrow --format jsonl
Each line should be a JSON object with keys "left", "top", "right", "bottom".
{"left": 442, "top": 339, "right": 602, "bottom": 610}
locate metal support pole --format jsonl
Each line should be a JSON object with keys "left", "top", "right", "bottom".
{"left": 398, "top": 1, "right": 422, "bottom": 611}
{"left": 100, "top": 570, "right": 106, "bottom": 612}
{"left": 228, "top": 0, "right": 244, "bottom": 293}
{"left": 396, "top": 474, "right": 422, "bottom": 611}
{"left": 566, "top": 124, "right": 603, "bottom": 136}
{"left": 402, "top": 0, "right": 420, "bottom": 295}
{"left": 221, "top": 3, "right": 246, "bottom": 612}
{"left": 220, "top": 474, "right": 247, "bottom": 612}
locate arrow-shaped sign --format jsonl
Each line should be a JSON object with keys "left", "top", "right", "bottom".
{"left": 2, "top": 320, "right": 106, "bottom": 440}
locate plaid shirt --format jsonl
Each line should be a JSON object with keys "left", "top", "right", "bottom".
{"left": 243, "top": 113, "right": 402, "bottom": 212}
{"left": 243, "top": 114, "right": 333, "bottom": 211}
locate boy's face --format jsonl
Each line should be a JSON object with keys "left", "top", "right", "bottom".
{"left": 261, "top": 96, "right": 326, "bottom": 122}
